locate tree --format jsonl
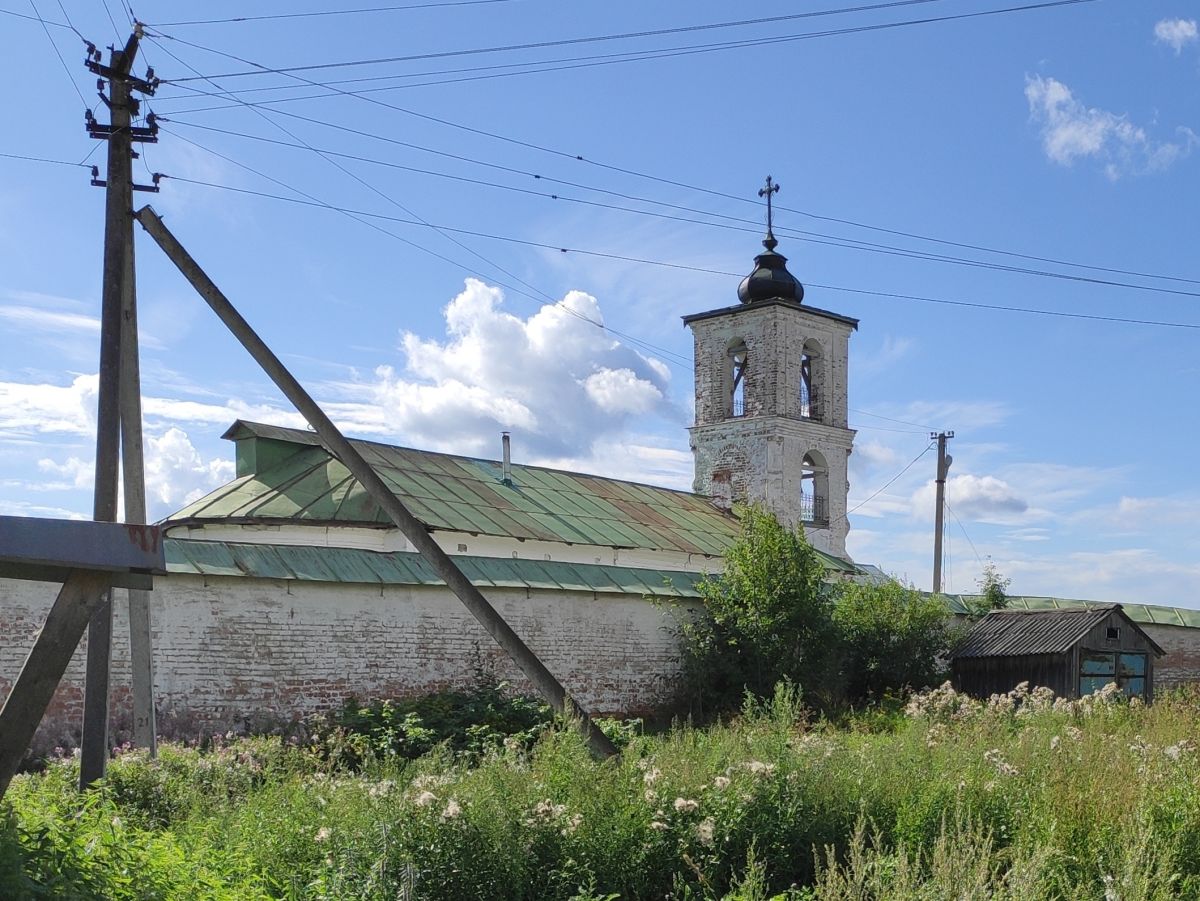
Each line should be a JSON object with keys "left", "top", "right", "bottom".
{"left": 832, "top": 579, "right": 959, "bottom": 702}
{"left": 680, "top": 507, "right": 836, "bottom": 716}
{"left": 975, "top": 559, "right": 1011, "bottom": 613}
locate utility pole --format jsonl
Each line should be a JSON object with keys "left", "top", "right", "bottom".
{"left": 80, "top": 26, "right": 160, "bottom": 787}
{"left": 931, "top": 431, "right": 954, "bottom": 594}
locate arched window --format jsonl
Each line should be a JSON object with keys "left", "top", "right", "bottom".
{"left": 800, "top": 338, "right": 823, "bottom": 421}
{"left": 800, "top": 451, "right": 829, "bottom": 525}
{"left": 728, "top": 339, "right": 748, "bottom": 417}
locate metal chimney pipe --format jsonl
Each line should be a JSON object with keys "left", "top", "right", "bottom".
{"left": 501, "top": 431, "right": 512, "bottom": 485}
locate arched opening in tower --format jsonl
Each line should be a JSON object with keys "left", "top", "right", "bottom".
{"left": 800, "top": 451, "right": 830, "bottom": 526}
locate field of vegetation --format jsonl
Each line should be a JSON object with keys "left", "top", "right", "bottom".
{"left": 4, "top": 679, "right": 1200, "bottom": 900}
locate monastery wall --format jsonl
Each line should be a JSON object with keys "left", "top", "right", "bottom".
{"left": 0, "top": 574, "right": 697, "bottom": 757}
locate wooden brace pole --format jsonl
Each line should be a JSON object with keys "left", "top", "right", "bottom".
{"left": 0, "top": 572, "right": 112, "bottom": 797}
{"left": 134, "top": 206, "right": 619, "bottom": 760}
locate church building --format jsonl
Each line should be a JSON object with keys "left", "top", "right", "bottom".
{"left": 3, "top": 214, "right": 1199, "bottom": 750}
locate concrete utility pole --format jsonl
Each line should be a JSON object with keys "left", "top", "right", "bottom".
{"left": 80, "top": 25, "right": 160, "bottom": 786}
{"left": 931, "top": 431, "right": 954, "bottom": 594}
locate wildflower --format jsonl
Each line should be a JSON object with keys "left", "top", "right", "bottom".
{"left": 673, "top": 797, "right": 699, "bottom": 814}
{"left": 712, "top": 775, "right": 731, "bottom": 791}
{"left": 415, "top": 790, "right": 438, "bottom": 807}
{"left": 1050, "top": 735, "right": 1061, "bottom": 751}
{"left": 644, "top": 789, "right": 658, "bottom": 803}
{"left": 442, "top": 799, "right": 462, "bottom": 820}
{"left": 562, "top": 813, "right": 583, "bottom": 836}
{"left": 368, "top": 779, "right": 395, "bottom": 798}
{"left": 649, "top": 820, "right": 669, "bottom": 831}
{"left": 315, "top": 826, "right": 332, "bottom": 843}
{"left": 984, "top": 748, "right": 1019, "bottom": 777}
{"left": 643, "top": 767, "right": 662, "bottom": 786}
{"left": 111, "top": 816, "right": 122, "bottom": 830}
{"left": 696, "top": 817, "right": 716, "bottom": 848}
{"left": 744, "top": 760, "right": 776, "bottom": 777}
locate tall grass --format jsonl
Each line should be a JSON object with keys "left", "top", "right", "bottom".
{"left": 5, "top": 682, "right": 1200, "bottom": 899}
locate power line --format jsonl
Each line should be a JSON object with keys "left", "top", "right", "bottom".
{"left": 153, "top": 172, "right": 1200, "bottom": 331}
{"left": 27, "top": 0, "right": 87, "bottom": 109}
{"left": 148, "top": 0, "right": 523, "bottom": 27}
{"left": 143, "top": 22, "right": 1200, "bottom": 295}
{"left": 154, "top": 116, "right": 1200, "bottom": 303}
{"left": 149, "top": 40, "right": 572, "bottom": 319}
{"left": 0, "top": 5, "right": 69, "bottom": 26}
{"left": 158, "top": 0, "right": 962, "bottom": 81}
{"left": 945, "top": 500, "right": 984, "bottom": 567}
{"left": 1, "top": 150, "right": 88, "bottom": 166}
{"left": 837, "top": 441, "right": 935, "bottom": 523}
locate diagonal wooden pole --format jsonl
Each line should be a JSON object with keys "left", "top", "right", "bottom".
{"left": 134, "top": 206, "right": 618, "bottom": 760}
{"left": 0, "top": 572, "right": 112, "bottom": 797}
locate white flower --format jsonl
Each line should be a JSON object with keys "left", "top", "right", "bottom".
{"left": 744, "top": 760, "right": 776, "bottom": 777}
{"left": 696, "top": 817, "right": 716, "bottom": 848}
{"left": 314, "top": 826, "right": 332, "bottom": 843}
{"left": 673, "top": 797, "right": 699, "bottom": 814}
{"left": 712, "top": 776, "right": 731, "bottom": 791}
{"left": 415, "top": 790, "right": 438, "bottom": 807}
{"left": 1050, "top": 736, "right": 1061, "bottom": 751}
{"left": 643, "top": 767, "right": 662, "bottom": 786}
{"left": 368, "top": 779, "right": 395, "bottom": 798}
{"left": 442, "top": 799, "right": 462, "bottom": 820}
{"left": 649, "top": 820, "right": 668, "bottom": 831}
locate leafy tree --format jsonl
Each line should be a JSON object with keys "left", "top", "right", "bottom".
{"left": 680, "top": 506, "right": 836, "bottom": 715}
{"left": 832, "top": 579, "right": 959, "bottom": 702}
{"left": 975, "top": 559, "right": 1011, "bottom": 613}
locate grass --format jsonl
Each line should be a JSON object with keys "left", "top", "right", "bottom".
{"left": 5, "top": 681, "right": 1200, "bottom": 899}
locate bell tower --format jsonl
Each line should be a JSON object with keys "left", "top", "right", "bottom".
{"left": 683, "top": 178, "right": 857, "bottom": 559}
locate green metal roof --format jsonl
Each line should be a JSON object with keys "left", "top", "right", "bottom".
{"left": 945, "top": 594, "right": 1200, "bottom": 630}
{"left": 167, "top": 421, "right": 850, "bottom": 564}
{"left": 164, "top": 537, "right": 709, "bottom": 597}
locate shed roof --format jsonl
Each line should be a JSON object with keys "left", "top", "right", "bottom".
{"left": 954, "top": 605, "right": 1165, "bottom": 659}
{"left": 165, "top": 421, "right": 856, "bottom": 574}
{"left": 946, "top": 593, "right": 1200, "bottom": 629}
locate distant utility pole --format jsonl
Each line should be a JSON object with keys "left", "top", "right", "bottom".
{"left": 931, "top": 431, "right": 954, "bottom": 594}
{"left": 80, "top": 25, "right": 160, "bottom": 788}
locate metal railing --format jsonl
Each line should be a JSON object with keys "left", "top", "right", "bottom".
{"left": 800, "top": 494, "right": 828, "bottom": 525}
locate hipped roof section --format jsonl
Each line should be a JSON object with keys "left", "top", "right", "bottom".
{"left": 166, "top": 420, "right": 860, "bottom": 565}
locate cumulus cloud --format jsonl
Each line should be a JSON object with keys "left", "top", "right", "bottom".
{"left": 367, "top": 279, "right": 674, "bottom": 458}
{"left": 1155, "top": 18, "right": 1198, "bottom": 53}
{"left": 144, "top": 427, "right": 235, "bottom": 510}
{"left": 912, "top": 473, "right": 1029, "bottom": 523}
{"left": 1025, "top": 75, "right": 1197, "bottom": 178}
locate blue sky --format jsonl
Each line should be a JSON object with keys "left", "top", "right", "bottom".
{"left": 2, "top": 0, "right": 1198, "bottom": 605}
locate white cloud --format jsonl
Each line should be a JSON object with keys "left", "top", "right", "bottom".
{"left": 0, "top": 373, "right": 97, "bottom": 438}
{"left": 144, "top": 427, "right": 235, "bottom": 510}
{"left": 1025, "top": 75, "right": 1197, "bottom": 178}
{"left": 912, "top": 473, "right": 1029, "bottom": 524}
{"left": 0, "top": 305, "right": 98, "bottom": 334}
{"left": 1155, "top": 18, "right": 1198, "bottom": 53}
{"left": 366, "top": 279, "right": 674, "bottom": 458}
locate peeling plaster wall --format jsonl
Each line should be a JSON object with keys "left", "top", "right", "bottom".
{"left": 0, "top": 573, "right": 698, "bottom": 755}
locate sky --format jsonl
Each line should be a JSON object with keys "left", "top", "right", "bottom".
{"left": 1, "top": 0, "right": 1198, "bottom": 605}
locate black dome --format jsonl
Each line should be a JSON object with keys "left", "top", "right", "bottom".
{"left": 736, "top": 234, "right": 804, "bottom": 304}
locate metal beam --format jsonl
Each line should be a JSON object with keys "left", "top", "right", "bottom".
{"left": 135, "top": 205, "right": 618, "bottom": 760}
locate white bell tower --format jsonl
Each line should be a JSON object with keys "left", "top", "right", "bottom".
{"left": 683, "top": 178, "right": 857, "bottom": 559}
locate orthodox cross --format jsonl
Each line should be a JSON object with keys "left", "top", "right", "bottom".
{"left": 758, "top": 175, "right": 780, "bottom": 248}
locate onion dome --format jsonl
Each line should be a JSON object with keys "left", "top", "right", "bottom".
{"left": 736, "top": 231, "right": 804, "bottom": 304}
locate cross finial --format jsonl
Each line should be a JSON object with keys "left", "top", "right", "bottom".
{"left": 758, "top": 175, "right": 780, "bottom": 251}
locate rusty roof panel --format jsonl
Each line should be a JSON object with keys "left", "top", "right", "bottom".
{"left": 167, "top": 420, "right": 751, "bottom": 556}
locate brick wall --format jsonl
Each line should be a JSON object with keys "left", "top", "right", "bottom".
{"left": 0, "top": 574, "right": 697, "bottom": 754}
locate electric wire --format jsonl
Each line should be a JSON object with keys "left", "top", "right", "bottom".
{"left": 0, "top": 150, "right": 89, "bottom": 167}
{"left": 837, "top": 441, "right": 935, "bottom": 523}
{"left": 159, "top": 0, "right": 1084, "bottom": 83}
{"left": 151, "top": 39, "right": 575, "bottom": 323}
{"left": 27, "top": 0, "right": 88, "bottom": 109}
{"left": 0, "top": 5, "right": 69, "bottom": 25}
{"left": 143, "top": 26, "right": 1200, "bottom": 294}
{"left": 155, "top": 172, "right": 1200, "bottom": 333}
{"left": 154, "top": 117, "right": 1200, "bottom": 303}
{"left": 149, "top": 0, "right": 523, "bottom": 27}
{"left": 100, "top": 0, "right": 122, "bottom": 40}
{"left": 945, "top": 499, "right": 984, "bottom": 567}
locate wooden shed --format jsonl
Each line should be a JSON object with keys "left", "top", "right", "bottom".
{"left": 951, "top": 604, "right": 1164, "bottom": 702}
